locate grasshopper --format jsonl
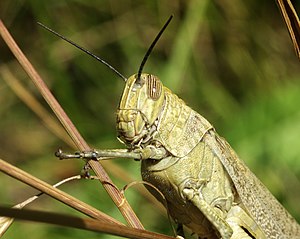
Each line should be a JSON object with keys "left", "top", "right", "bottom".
{"left": 40, "top": 16, "right": 300, "bottom": 239}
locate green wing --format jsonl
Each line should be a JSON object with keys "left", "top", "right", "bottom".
{"left": 207, "top": 131, "right": 300, "bottom": 239}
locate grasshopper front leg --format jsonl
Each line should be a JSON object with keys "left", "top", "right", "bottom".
{"left": 55, "top": 145, "right": 168, "bottom": 161}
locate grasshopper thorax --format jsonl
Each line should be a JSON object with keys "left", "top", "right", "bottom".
{"left": 116, "top": 73, "right": 165, "bottom": 146}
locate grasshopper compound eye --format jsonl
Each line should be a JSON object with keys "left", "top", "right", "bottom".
{"left": 146, "top": 75, "right": 162, "bottom": 100}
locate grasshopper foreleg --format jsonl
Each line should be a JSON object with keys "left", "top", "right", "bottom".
{"left": 55, "top": 145, "right": 168, "bottom": 161}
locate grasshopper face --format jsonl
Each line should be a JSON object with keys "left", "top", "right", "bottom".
{"left": 116, "top": 73, "right": 164, "bottom": 146}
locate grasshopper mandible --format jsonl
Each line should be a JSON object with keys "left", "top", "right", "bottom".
{"left": 40, "top": 16, "right": 300, "bottom": 239}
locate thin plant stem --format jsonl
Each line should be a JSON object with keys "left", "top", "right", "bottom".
{"left": 0, "top": 159, "right": 121, "bottom": 225}
{"left": 0, "top": 206, "right": 175, "bottom": 239}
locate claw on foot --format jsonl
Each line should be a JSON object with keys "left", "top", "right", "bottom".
{"left": 55, "top": 148, "right": 82, "bottom": 160}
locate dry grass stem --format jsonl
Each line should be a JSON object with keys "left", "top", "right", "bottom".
{"left": 276, "top": 0, "right": 300, "bottom": 60}
{"left": 0, "top": 159, "right": 121, "bottom": 225}
{"left": 0, "top": 175, "right": 82, "bottom": 236}
{"left": 0, "top": 207, "right": 174, "bottom": 239}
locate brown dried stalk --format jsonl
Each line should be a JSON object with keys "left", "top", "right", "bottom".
{"left": 0, "top": 159, "right": 120, "bottom": 225}
{"left": 276, "top": 0, "right": 300, "bottom": 60}
{"left": 0, "top": 19, "right": 143, "bottom": 228}
{"left": 0, "top": 207, "right": 174, "bottom": 239}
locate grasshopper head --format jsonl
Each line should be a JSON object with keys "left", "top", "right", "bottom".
{"left": 116, "top": 73, "right": 164, "bottom": 145}
{"left": 116, "top": 16, "right": 173, "bottom": 146}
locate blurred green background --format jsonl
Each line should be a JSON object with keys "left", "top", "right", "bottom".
{"left": 0, "top": 0, "right": 300, "bottom": 238}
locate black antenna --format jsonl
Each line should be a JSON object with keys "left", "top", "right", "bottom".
{"left": 37, "top": 22, "right": 127, "bottom": 82}
{"left": 136, "top": 15, "right": 173, "bottom": 82}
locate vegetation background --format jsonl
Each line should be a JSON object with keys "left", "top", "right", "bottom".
{"left": 0, "top": 0, "right": 300, "bottom": 238}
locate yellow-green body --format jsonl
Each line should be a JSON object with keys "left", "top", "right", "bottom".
{"left": 116, "top": 74, "right": 300, "bottom": 238}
